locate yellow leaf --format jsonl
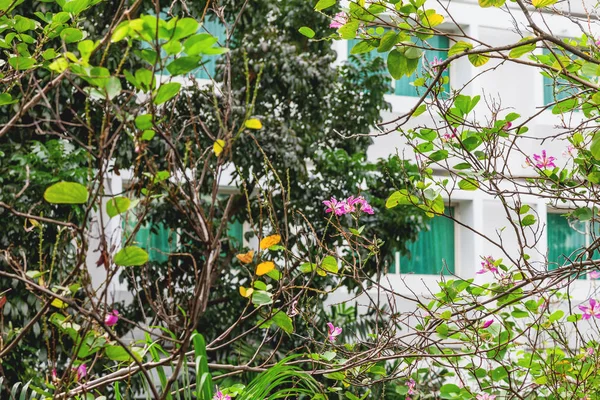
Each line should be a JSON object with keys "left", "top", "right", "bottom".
{"left": 239, "top": 286, "right": 254, "bottom": 298}
{"left": 213, "top": 139, "right": 225, "bottom": 156}
{"left": 236, "top": 250, "right": 254, "bottom": 264}
{"left": 245, "top": 118, "right": 263, "bottom": 130}
{"left": 260, "top": 234, "right": 281, "bottom": 250}
{"left": 29, "top": 219, "right": 41, "bottom": 228}
{"left": 51, "top": 298, "right": 68, "bottom": 309}
{"left": 316, "top": 268, "right": 327, "bottom": 277}
{"left": 256, "top": 261, "right": 275, "bottom": 276}
{"left": 424, "top": 13, "right": 444, "bottom": 27}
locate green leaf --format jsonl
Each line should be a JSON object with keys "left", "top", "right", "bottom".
{"left": 549, "top": 309, "right": 564, "bottom": 322}
{"left": 478, "top": 0, "right": 506, "bottom": 7}
{"left": 62, "top": 0, "right": 90, "bottom": 15}
{"left": 8, "top": 56, "right": 35, "bottom": 71}
{"left": 272, "top": 309, "right": 293, "bottom": 333}
{"left": 519, "top": 205, "right": 530, "bottom": 214}
{"left": 300, "top": 262, "right": 316, "bottom": 273}
{"left": 321, "top": 256, "right": 339, "bottom": 274}
{"left": 448, "top": 41, "right": 473, "bottom": 57}
{"left": 412, "top": 104, "right": 426, "bottom": 117}
{"left": 44, "top": 181, "right": 89, "bottom": 204}
{"left": 141, "top": 130, "right": 155, "bottom": 141}
{"left": 387, "top": 49, "right": 406, "bottom": 80}
{"left": 135, "top": 114, "right": 153, "bottom": 130}
{"left": 509, "top": 38, "right": 536, "bottom": 59}
{"left": 105, "top": 76, "right": 121, "bottom": 100}
{"left": 386, "top": 189, "right": 419, "bottom": 208}
{"left": 587, "top": 171, "right": 600, "bottom": 183}
{"left": 166, "top": 56, "right": 201, "bottom": 75}
{"left": 591, "top": 133, "right": 600, "bottom": 160}
{"left": 105, "top": 345, "right": 142, "bottom": 362}
{"left": 0, "top": 93, "right": 17, "bottom": 106}
{"left": 299, "top": 26, "right": 315, "bottom": 38}
{"left": 106, "top": 197, "right": 131, "bottom": 218}
{"left": 429, "top": 150, "right": 448, "bottom": 162}
{"left": 458, "top": 179, "right": 479, "bottom": 191}
{"left": 339, "top": 20, "right": 359, "bottom": 40}
{"left": 378, "top": 31, "right": 398, "bottom": 53}
{"left": 521, "top": 214, "right": 536, "bottom": 227}
{"left": 552, "top": 98, "right": 578, "bottom": 114}
{"left": 532, "top": 0, "right": 557, "bottom": 7}
{"left": 170, "top": 18, "right": 200, "bottom": 41}
{"left": 314, "top": 0, "right": 336, "bottom": 11}
{"left": 154, "top": 82, "right": 181, "bottom": 105}
{"left": 581, "top": 62, "right": 600, "bottom": 77}
{"left": 60, "top": 27, "right": 84, "bottom": 43}
{"left": 468, "top": 53, "right": 489, "bottom": 67}
{"left": 251, "top": 290, "right": 273, "bottom": 306}
{"left": 351, "top": 40, "right": 376, "bottom": 54}
{"left": 114, "top": 246, "right": 149, "bottom": 266}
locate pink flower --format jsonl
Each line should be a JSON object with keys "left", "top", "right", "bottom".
{"left": 562, "top": 145, "right": 575, "bottom": 158}
{"left": 477, "top": 256, "right": 498, "bottom": 274}
{"left": 482, "top": 319, "right": 494, "bottom": 329}
{"left": 288, "top": 300, "right": 299, "bottom": 317}
{"left": 213, "top": 391, "right": 231, "bottom": 400}
{"left": 407, "top": 378, "right": 416, "bottom": 395}
{"left": 589, "top": 271, "right": 600, "bottom": 279}
{"left": 105, "top": 309, "right": 119, "bottom": 327}
{"left": 323, "top": 197, "right": 345, "bottom": 216}
{"left": 476, "top": 394, "right": 496, "bottom": 400}
{"left": 51, "top": 368, "right": 59, "bottom": 383}
{"left": 75, "top": 364, "right": 86, "bottom": 381}
{"left": 587, "top": 347, "right": 595, "bottom": 356}
{"left": 441, "top": 129, "right": 457, "bottom": 143}
{"left": 579, "top": 299, "right": 600, "bottom": 320}
{"left": 348, "top": 196, "right": 375, "bottom": 215}
{"left": 596, "top": 39, "right": 600, "bottom": 47}
{"left": 326, "top": 322, "right": 342, "bottom": 342}
{"left": 503, "top": 121, "right": 512, "bottom": 131}
{"left": 329, "top": 12, "right": 347, "bottom": 29}
{"left": 532, "top": 150, "right": 557, "bottom": 169}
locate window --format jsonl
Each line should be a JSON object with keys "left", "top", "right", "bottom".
{"left": 541, "top": 48, "right": 579, "bottom": 107}
{"left": 394, "top": 208, "right": 455, "bottom": 275}
{"left": 122, "top": 218, "right": 243, "bottom": 262}
{"left": 347, "top": 35, "right": 450, "bottom": 97}
{"left": 193, "top": 18, "right": 227, "bottom": 79}
{"left": 547, "top": 213, "right": 599, "bottom": 272}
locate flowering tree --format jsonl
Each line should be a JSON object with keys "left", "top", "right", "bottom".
{"left": 293, "top": 0, "right": 600, "bottom": 398}
{"left": 5, "top": 0, "right": 600, "bottom": 399}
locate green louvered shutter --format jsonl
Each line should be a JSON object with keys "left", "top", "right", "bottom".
{"left": 397, "top": 208, "right": 455, "bottom": 274}
{"left": 129, "top": 223, "right": 172, "bottom": 263}
{"left": 395, "top": 36, "right": 449, "bottom": 97}
{"left": 547, "top": 213, "right": 590, "bottom": 273}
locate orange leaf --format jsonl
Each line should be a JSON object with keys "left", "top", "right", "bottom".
{"left": 256, "top": 261, "right": 275, "bottom": 276}
{"left": 236, "top": 250, "right": 254, "bottom": 264}
{"left": 0, "top": 296, "right": 6, "bottom": 309}
{"left": 260, "top": 234, "right": 281, "bottom": 250}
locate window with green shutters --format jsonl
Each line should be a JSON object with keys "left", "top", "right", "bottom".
{"left": 547, "top": 213, "right": 599, "bottom": 273}
{"left": 122, "top": 218, "right": 243, "bottom": 262}
{"left": 395, "top": 36, "right": 449, "bottom": 97}
{"left": 394, "top": 208, "right": 455, "bottom": 275}
{"left": 347, "top": 35, "right": 450, "bottom": 97}
{"left": 541, "top": 48, "right": 579, "bottom": 107}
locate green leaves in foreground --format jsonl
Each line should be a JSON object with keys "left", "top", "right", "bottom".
{"left": 113, "top": 246, "right": 149, "bottom": 266}
{"left": 44, "top": 181, "right": 89, "bottom": 204}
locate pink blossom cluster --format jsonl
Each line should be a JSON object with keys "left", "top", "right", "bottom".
{"left": 579, "top": 299, "right": 600, "bottom": 320}
{"left": 477, "top": 256, "right": 498, "bottom": 274}
{"left": 329, "top": 12, "right": 347, "bottom": 29}
{"left": 323, "top": 196, "right": 375, "bottom": 216}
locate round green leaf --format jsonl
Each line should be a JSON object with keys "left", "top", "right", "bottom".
{"left": 44, "top": 181, "right": 89, "bottom": 204}
{"left": 106, "top": 197, "right": 131, "bottom": 218}
{"left": 114, "top": 246, "right": 149, "bottom": 266}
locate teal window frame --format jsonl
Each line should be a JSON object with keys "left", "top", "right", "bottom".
{"left": 394, "top": 207, "right": 455, "bottom": 275}
{"left": 547, "top": 212, "right": 599, "bottom": 277}
{"left": 347, "top": 35, "right": 450, "bottom": 97}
